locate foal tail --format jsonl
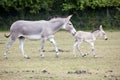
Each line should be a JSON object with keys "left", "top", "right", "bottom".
{"left": 4, "top": 33, "right": 11, "bottom": 38}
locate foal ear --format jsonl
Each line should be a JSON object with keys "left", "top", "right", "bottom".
{"left": 99, "top": 25, "right": 103, "bottom": 30}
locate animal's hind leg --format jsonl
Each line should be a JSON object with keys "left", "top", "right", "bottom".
{"left": 19, "top": 38, "right": 30, "bottom": 59}
{"left": 4, "top": 39, "right": 15, "bottom": 59}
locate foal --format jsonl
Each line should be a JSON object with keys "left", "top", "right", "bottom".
{"left": 73, "top": 25, "right": 108, "bottom": 57}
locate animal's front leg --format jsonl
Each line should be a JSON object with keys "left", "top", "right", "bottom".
{"left": 90, "top": 42, "right": 97, "bottom": 57}
{"left": 76, "top": 42, "right": 85, "bottom": 57}
{"left": 40, "top": 39, "right": 45, "bottom": 58}
{"left": 49, "top": 38, "right": 59, "bottom": 58}
{"left": 73, "top": 42, "right": 78, "bottom": 57}
{"left": 73, "top": 40, "right": 85, "bottom": 57}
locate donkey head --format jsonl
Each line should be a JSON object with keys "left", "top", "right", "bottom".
{"left": 62, "top": 15, "right": 76, "bottom": 36}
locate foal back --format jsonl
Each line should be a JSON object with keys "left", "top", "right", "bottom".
{"left": 75, "top": 31, "right": 95, "bottom": 42}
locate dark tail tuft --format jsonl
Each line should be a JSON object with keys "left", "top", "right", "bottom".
{"left": 4, "top": 33, "right": 10, "bottom": 38}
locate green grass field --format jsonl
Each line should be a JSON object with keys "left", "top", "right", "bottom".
{"left": 0, "top": 31, "right": 120, "bottom": 80}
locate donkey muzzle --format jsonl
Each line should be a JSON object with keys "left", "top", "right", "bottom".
{"left": 72, "top": 32, "right": 76, "bottom": 36}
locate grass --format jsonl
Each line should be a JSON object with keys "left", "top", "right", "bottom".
{"left": 0, "top": 31, "right": 120, "bottom": 80}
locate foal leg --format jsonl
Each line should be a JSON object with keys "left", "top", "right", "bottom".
{"left": 19, "top": 38, "right": 29, "bottom": 59}
{"left": 76, "top": 42, "right": 85, "bottom": 57}
{"left": 90, "top": 42, "right": 96, "bottom": 57}
{"left": 4, "top": 39, "right": 15, "bottom": 59}
{"left": 73, "top": 41, "right": 84, "bottom": 57}
{"left": 73, "top": 41, "right": 78, "bottom": 57}
{"left": 49, "top": 38, "right": 59, "bottom": 58}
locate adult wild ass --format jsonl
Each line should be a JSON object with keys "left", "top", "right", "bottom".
{"left": 73, "top": 25, "right": 108, "bottom": 57}
{"left": 4, "top": 15, "right": 76, "bottom": 59}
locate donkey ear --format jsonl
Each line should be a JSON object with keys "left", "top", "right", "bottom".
{"left": 67, "top": 15, "right": 73, "bottom": 20}
{"left": 99, "top": 25, "right": 103, "bottom": 30}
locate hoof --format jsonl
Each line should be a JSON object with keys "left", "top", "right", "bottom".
{"left": 25, "top": 57, "right": 30, "bottom": 59}
{"left": 82, "top": 54, "right": 87, "bottom": 57}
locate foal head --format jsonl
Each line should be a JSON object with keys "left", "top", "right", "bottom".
{"left": 62, "top": 15, "right": 76, "bottom": 36}
{"left": 93, "top": 25, "right": 108, "bottom": 40}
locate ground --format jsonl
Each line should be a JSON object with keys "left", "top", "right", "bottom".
{"left": 0, "top": 31, "right": 120, "bottom": 80}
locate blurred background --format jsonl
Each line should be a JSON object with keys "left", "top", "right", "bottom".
{"left": 0, "top": 0, "right": 120, "bottom": 31}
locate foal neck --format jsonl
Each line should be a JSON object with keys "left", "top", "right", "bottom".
{"left": 92, "top": 30, "right": 100, "bottom": 38}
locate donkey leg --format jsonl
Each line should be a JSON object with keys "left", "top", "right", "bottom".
{"left": 40, "top": 39, "right": 45, "bottom": 58}
{"left": 19, "top": 38, "right": 30, "bottom": 59}
{"left": 49, "top": 38, "right": 59, "bottom": 58}
{"left": 4, "top": 39, "right": 15, "bottom": 59}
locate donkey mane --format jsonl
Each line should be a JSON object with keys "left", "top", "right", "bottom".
{"left": 49, "top": 18, "right": 64, "bottom": 23}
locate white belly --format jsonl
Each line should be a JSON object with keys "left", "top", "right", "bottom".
{"left": 19, "top": 34, "right": 54, "bottom": 40}
{"left": 24, "top": 35, "right": 41, "bottom": 40}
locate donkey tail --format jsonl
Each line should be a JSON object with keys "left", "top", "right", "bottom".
{"left": 4, "top": 33, "right": 11, "bottom": 38}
